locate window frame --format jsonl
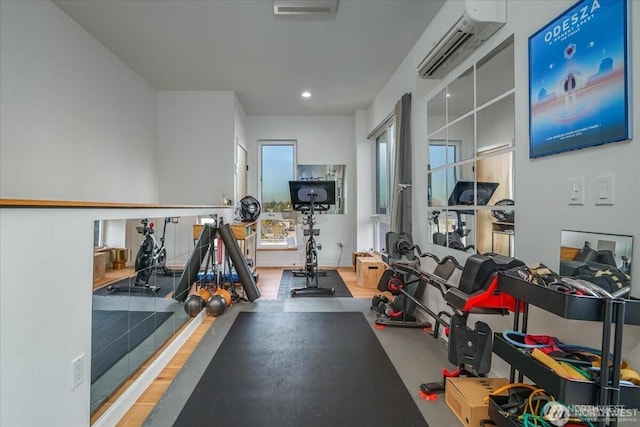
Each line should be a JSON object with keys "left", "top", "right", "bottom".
{"left": 93, "top": 220, "right": 103, "bottom": 248}
{"left": 257, "top": 140, "right": 297, "bottom": 249}
{"left": 369, "top": 118, "right": 395, "bottom": 253}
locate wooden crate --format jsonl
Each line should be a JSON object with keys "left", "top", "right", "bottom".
{"left": 93, "top": 252, "right": 107, "bottom": 281}
{"left": 356, "top": 256, "right": 387, "bottom": 288}
{"left": 352, "top": 251, "right": 381, "bottom": 269}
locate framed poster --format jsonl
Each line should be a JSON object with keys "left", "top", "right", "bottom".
{"left": 529, "top": 0, "right": 630, "bottom": 158}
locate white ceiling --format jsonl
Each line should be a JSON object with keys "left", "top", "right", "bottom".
{"left": 52, "top": 0, "right": 445, "bottom": 116}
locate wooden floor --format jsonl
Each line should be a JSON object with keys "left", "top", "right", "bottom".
{"left": 92, "top": 266, "right": 388, "bottom": 426}
{"left": 92, "top": 267, "right": 135, "bottom": 291}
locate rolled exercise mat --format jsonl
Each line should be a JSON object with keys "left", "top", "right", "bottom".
{"left": 174, "top": 223, "right": 217, "bottom": 302}
{"left": 218, "top": 223, "right": 261, "bottom": 301}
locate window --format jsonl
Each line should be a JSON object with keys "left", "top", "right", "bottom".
{"left": 376, "top": 131, "right": 388, "bottom": 214}
{"left": 371, "top": 120, "right": 395, "bottom": 253}
{"left": 427, "top": 142, "right": 456, "bottom": 206}
{"left": 93, "top": 220, "right": 103, "bottom": 248}
{"left": 426, "top": 37, "right": 515, "bottom": 256}
{"left": 258, "top": 141, "right": 297, "bottom": 248}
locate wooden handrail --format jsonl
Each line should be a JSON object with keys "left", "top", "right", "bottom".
{"left": 0, "top": 198, "right": 231, "bottom": 209}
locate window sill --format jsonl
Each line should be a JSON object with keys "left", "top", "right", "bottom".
{"left": 257, "top": 247, "right": 298, "bottom": 252}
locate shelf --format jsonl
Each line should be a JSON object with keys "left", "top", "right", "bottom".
{"left": 497, "top": 273, "right": 640, "bottom": 324}
{"left": 493, "top": 334, "right": 640, "bottom": 407}
{"left": 230, "top": 221, "right": 256, "bottom": 240}
{"left": 489, "top": 393, "right": 640, "bottom": 425}
{"left": 624, "top": 298, "right": 640, "bottom": 325}
{"left": 230, "top": 222, "right": 257, "bottom": 266}
{"left": 488, "top": 395, "right": 521, "bottom": 427}
{"left": 498, "top": 273, "right": 604, "bottom": 321}
{"left": 494, "top": 333, "right": 597, "bottom": 404}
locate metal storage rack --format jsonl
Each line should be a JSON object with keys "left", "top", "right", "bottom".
{"left": 488, "top": 273, "right": 640, "bottom": 426}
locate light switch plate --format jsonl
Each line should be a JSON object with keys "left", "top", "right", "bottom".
{"left": 568, "top": 177, "right": 584, "bottom": 205}
{"left": 595, "top": 174, "right": 615, "bottom": 205}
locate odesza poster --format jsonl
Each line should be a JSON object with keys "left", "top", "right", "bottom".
{"left": 529, "top": 0, "right": 630, "bottom": 158}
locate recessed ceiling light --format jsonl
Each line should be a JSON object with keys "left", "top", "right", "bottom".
{"left": 302, "top": 91, "right": 311, "bottom": 98}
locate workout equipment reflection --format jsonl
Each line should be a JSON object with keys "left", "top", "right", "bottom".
{"left": 430, "top": 181, "right": 499, "bottom": 252}
{"left": 289, "top": 180, "right": 336, "bottom": 296}
{"left": 108, "top": 217, "right": 177, "bottom": 294}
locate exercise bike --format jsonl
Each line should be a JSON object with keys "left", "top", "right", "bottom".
{"left": 289, "top": 180, "right": 336, "bottom": 296}
{"left": 108, "top": 217, "right": 177, "bottom": 293}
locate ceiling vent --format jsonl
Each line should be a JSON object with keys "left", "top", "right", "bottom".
{"left": 416, "top": 0, "right": 506, "bottom": 79}
{"left": 274, "top": 0, "right": 338, "bottom": 16}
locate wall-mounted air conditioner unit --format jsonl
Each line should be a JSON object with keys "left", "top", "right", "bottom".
{"left": 415, "top": 0, "right": 506, "bottom": 79}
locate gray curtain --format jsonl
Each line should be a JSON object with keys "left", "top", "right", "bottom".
{"left": 390, "top": 93, "right": 412, "bottom": 234}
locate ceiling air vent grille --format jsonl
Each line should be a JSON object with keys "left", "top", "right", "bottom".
{"left": 419, "top": 30, "right": 474, "bottom": 78}
{"left": 274, "top": 0, "right": 338, "bottom": 16}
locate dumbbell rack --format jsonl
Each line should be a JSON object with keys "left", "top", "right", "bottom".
{"left": 488, "top": 273, "right": 640, "bottom": 427}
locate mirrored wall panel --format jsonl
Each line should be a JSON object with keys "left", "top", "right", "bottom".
{"left": 91, "top": 215, "right": 201, "bottom": 413}
{"left": 476, "top": 38, "right": 515, "bottom": 107}
{"left": 447, "top": 67, "right": 474, "bottom": 119}
{"left": 428, "top": 209, "right": 477, "bottom": 252}
{"left": 426, "top": 36, "right": 515, "bottom": 255}
{"left": 426, "top": 88, "right": 447, "bottom": 133}
{"left": 560, "top": 230, "right": 632, "bottom": 278}
{"left": 448, "top": 115, "right": 475, "bottom": 163}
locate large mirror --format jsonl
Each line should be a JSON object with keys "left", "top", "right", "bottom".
{"left": 426, "top": 37, "right": 515, "bottom": 255}
{"left": 427, "top": 38, "right": 515, "bottom": 256}
{"left": 90, "top": 215, "right": 203, "bottom": 414}
{"left": 560, "top": 230, "right": 633, "bottom": 280}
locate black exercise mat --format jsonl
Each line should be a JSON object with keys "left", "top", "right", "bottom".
{"left": 277, "top": 269, "right": 352, "bottom": 298}
{"left": 91, "top": 310, "right": 173, "bottom": 383}
{"left": 93, "top": 270, "right": 180, "bottom": 298}
{"left": 174, "top": 312, "right": 428, "bottom": 427}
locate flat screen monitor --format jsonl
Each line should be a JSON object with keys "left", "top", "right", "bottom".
{"left": 289, "top": 180, "right": 336, "bottom": 211}
{"left": 447, "top": 181, "right": 499, "bottom": 215}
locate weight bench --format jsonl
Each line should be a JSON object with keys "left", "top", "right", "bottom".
{"left": 372, "top": 232, "right": 464, "bottom": 337}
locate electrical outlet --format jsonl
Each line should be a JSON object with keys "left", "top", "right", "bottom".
{"left": 317, "top": 243, "right": 322, "bottom": 250}
{"left": 337, "top": 241, "right": 344, "bottom": 248}
{"left": 71, "top": 354, "right": 84, "bottom": 390}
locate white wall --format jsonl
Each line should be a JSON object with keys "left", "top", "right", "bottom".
{"left": 365, "top": 38, "right": 440, "bottom": 254}
{"left": 355, "top": 109, "right": 375, "bottom": 252}
{"left": 0, "top": 3, "right": 236, "bottom": 425}
{"left": 368, "top": 0, "right": 640, "bottom": 377}
{"left": 247, "top": 115, "right": 356, "bottom": 267}
{"left": 510, "top": 0, "right": 640, "bottom": 372}
{"left": 0, "top": 206, "right": 220, "bottom": 427}
{"left": 156, "top": 91, "right": 235, "bottom": 205}
{"left": 0, "top": 0, "right": 158, "bottom": 203}
{"left": 234, "top": 94, "right": 250, "bottom": 204}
